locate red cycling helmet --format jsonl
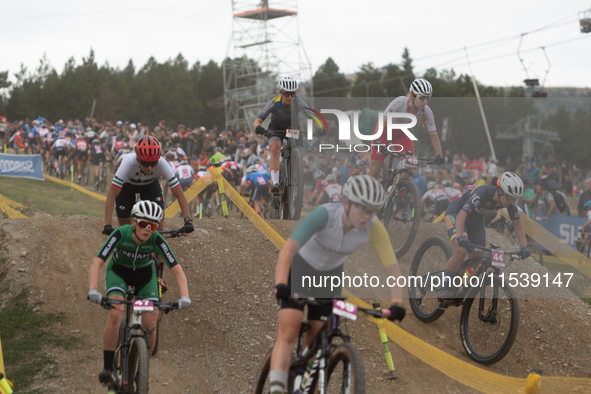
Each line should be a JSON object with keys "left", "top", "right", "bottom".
{"left": 135, "top": 136, "right": 161, "bottom": 161}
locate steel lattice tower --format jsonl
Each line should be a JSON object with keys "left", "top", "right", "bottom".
{"left": 223, "top": 0, "right": 312, "bottom": 132}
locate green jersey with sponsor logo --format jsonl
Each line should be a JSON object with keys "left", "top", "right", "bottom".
{"left": 97, "top": 225, "right": 179, "bottom": 270}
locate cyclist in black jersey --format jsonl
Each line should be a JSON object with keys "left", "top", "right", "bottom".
{"left": 438, "top": 172, "right": 531, "bottom": 299}
{"left": 253, "top": 76, "right": 311, "bottom": 194}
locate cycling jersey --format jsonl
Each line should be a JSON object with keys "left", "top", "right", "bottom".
{"left": 97, "top": 225, "right": 179, "bottom": 270}
{"left": 176, "top": 164, "right": 194, "bottom": 180}
{"left": 90, "top": 144, "right": 105, "bottom": 157}
{"left": 52, "top": 139, "right": 69, "bottom": 150}
{"left": 257, "top": 95, "right": 310, "bottom": 131}
{"left": 447, "top": 185, "right": 519, "bottom": 220}
{"left": 443, "top": 186, "right": 462, "bottom": 201}
{"left": 321, "top": 183, "right": 343, "bottom": 203}
{"left": 290, "top": 203, "right": 397, "bottom": 271}
{"left": 222, "top": 161, "right": 241, "bottom": 171}
{"left": 422, "top": 189, "right": 449, "bottom": 203}
{"left": 167, "top": 160, "right": 180, "bottom": 172}
{"left": 112, "top": 153, "right": 179, "bottom": 189}
{"left": 382, "top": 96, "right": 436, "bottom": 134}
{"left": 244, "top": 171, "right": 271, "bottom": 186}
{"left": 74, "top": 139, "right": 89, "bottom": 151}
{"left": 209, "top": 153, "right": 226, "bottom": 163}
{"left": 314, "top": 178, "right": 328, "bottom": 193}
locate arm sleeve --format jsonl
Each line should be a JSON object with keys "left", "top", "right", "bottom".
{"left": 369, "top": 220, "right": 398, "bottom": 267}
{"left": 257, "top": 100, "right": 275, "bottom": 121}
{"left": 155, "top": 233, "right": 179, "bottom": 269}
{"left": 289, "top": 206, "right": 329, "bottom": 245}
{"left": 96, "top": 229, "right": 123, "bottom": 260}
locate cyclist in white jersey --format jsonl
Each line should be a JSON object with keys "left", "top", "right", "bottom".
{"left": 314, "top": 174, "right": 343, "bottom": 207}
{"left": 102, "top": 136, "right": 194, "bottom": 236}
{"left": 51, "top": 137, "right": 70, "bottom": 174}
{"left": 267, "top": 175, "right": 406, "bottom": 394}
{"left": 442, "top": 178, "right": 462, "bottom": 201}
{"left": 368, "top": 78, "right": 444, "bottom": 178}
{"left": 422, "top": 181, "right": 451, "bottom": 217}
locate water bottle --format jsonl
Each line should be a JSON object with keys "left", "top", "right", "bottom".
{"left": 463, "top": 267, "right": 475, "bottom": 286}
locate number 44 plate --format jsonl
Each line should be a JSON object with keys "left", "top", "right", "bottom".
{"left": 333, "top": 300, "right": 357, "bottom": 321}
{"left": 491, "top": 250, "right": 505, "bottom": 267}
{"left": 133, "top": 300, "right": 154, "bottom": 311}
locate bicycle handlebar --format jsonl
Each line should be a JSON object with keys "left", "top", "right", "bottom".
{"left": 286, "top": 296, "right": 392, "bottom": 319}
{"left": 90, "top": 296, "right": 179, "bottom": 311}
{"left": 468, "top": 244, "right": 522, "bottom": 259}
{"left": 158, "top": 227, "right": 187, "bottom": 239}
{"left": 385, "top": 150, "right": 436, "bottom": 165}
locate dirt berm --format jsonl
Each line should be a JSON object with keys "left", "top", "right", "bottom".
{"left": 1, "top": 215, "right": 591, "bottom": 393}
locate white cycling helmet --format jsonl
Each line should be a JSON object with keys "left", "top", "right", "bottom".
{"left": 427, "top": 181, "right": 437, "bottom": 190}
{"left": 498, "top": 172, "right": 524, "bottom": 198}
{"left": 277, "top": 76, "right": 299, "bottom": 92}
{"left": 342, "top": 175, "right": 385, "bottom": 210}
{"left": 326, "top": 174, "right": 337, "bottom": 183}
{"left": 410, "top": 78, "right": 433, "bottom": 96}
{"left": 246, "top": 165, "right": 258, "bottom": 174}
{"left": 131, "top": 200, "right": 163, "bottom": 223}
{"left": 442, "top": 178, "right": 452, "bottom": 187}
{"left": 314, "top": 170, "right": 325, "bottom": 180}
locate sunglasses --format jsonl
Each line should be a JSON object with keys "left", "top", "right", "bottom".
{"left": 281, "top": 91, "right": 296, "bottom": 97}
{"left": 139, "top": 160, "right": 159, "bottom": 168}
{"left": 417, "top": 95, "right": 431, "bottom": 102}
{"left": 136, "top": 220, "right": 158, "bottom": 232}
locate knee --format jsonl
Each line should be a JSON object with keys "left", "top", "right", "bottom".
{"left": 276, "top": 324, "right": 299, "bottom": 345}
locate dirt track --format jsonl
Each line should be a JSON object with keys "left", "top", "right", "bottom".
{"left": 1, "top": 215, "right": 591, "bottom": 393}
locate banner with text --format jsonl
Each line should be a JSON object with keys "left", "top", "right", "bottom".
{"left": 535, "top": 213, "right": 587, "bottom": 250}
{"left": 0, "top": 153, "right": 45, "bottom": 181}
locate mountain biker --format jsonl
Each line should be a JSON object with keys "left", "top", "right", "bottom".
{"left": 575, "top": 201, "right": 591, "bottom": 252}
{"left": 90, "top": 139, "right": 106, "bottom": 186}
{"left": 368, "top": 78, "right": 444, "bottom": 178}
{"left": 268, "top": 175, "right": 406, "bottom": 394}
{"left": 88, "top": 200, "right": 191, "bottom": 387}
{"left": 253, "top": 76, "right": 314, "bottom": 194}
{"left": 307, "top": 170, "right": 327, "bottom": 208}
{"left": 241, "top": 165, "right": 271, "bottom": 216}
{"left": 103, "top": 136, "right": 194, "bottom": 236}
{"left": 50, "top": 133, "right": 70, "bottom": 176}
{"left": 442, "top": 178, "right": 462, "bottom": 201}
{"left": 422, "top": 180, "right": 451, "bottom": 218}
{"left": 314, "top": 173, "right": 343, "bottom": 207}
{"left": 438, "top": 172, "right": 530, "bottom": 299}
{"left": 73, "top": 134, "right": 90, "bottom": 182}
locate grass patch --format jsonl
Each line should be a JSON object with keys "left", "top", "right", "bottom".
{"left": 0, "top": 176, "right": 105, "bottom": 217}
{"left": 0, "top": 285, "right": 79, "bottom": 392}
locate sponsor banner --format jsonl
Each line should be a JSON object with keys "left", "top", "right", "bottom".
{"left": 0, "top": 153, "right": 45, "bottom": 181}
{"left": 535, "top": 213, "right": 587, "bottom": 250}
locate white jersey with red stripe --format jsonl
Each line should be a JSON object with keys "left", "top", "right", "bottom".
{"left": 383, "top": 96, "right": 437, "bottom": 135}
{"left": 222, "top": 161, "right": 242, "bottom": 171}
{"left": 322, "top": 183, "right": 343, "bottom": 203}
{"left": 423, "top": 188, "right": 449, "bottom": 203}
{"left": 443, "top": 186, "right": 462, "bottom": 201}
{"left": 111, "top": 153, "right": 179, "bottom": 189}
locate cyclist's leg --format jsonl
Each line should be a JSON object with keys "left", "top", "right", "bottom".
{"left": 102, "top": 261, "right": 127, "bottom": 381}
{"left": 268, "top": 136, "right": 282, "bottom": 192}
{"left": 252, "top": 184, "right": 264, "bottom": 214}
{"left": 114, "top": 183, "right": 137, "bottom": 227}
{"left": 139, "top": 179, "right": 165, "bottom": 230}
{"left": 136, "top": 266, "right": 159, "bottom": 356}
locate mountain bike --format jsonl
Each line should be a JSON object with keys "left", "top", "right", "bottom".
{"left": 95, "top": 160, "right": 107, "bottom": 192}
{"left": 92, "top": 290, "right": 179, "bottom": 393}
{"left": 80, "top": 160, "right": 90, "bottom": 185}
{"left": 45, "top": 152, "right": 55, "bottom": 176}
{"left": 263, "top": 129, "right": 303, "bottom": 221}
{"left": 254, "top": 298, "right": 392, "bottom": 393}
{"left": 150, "top": 227, "right": 186, "bottom": 356}
{"left": 380, "top": 151, "right": 433, "bottom": 258}
{"left": 408, "top": 236, "right": 522, "bottom": 365}
{"left": 241, "top": 186, "right": 273, "bottom": 220}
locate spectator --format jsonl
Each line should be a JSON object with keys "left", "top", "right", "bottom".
{"left": 487, "top": 158, "right": 498, "bottom": 177}
{"left": 578, "top": 178, "right": 591, "bottom": 218}
{"left": 549, "top": 166, "right": 559, "bottom": 183}
{"left": 444, "top": 149, "right": 453, "bottom": 165}
{"left": 452, "top": 154, "right": 462, "bottom": 167}
{"left": 412, "top": 168, "right": 426, "bottom": 197}
{"left": 523, "top": 179, "right": 556, "bottom": 221}
{"left": 529, "top": 161, "right": 540, "bottom": 183}
{"left": 572, "top": 164, "right": 582, "bottom": 196}
{"left": 504, "top": 157, "right": 515, "bottom": 172}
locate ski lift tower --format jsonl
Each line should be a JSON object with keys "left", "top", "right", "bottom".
{"left": 223, "top": 0, "right": 312, "bottom": 132}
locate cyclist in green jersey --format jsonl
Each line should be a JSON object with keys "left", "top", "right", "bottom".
{"left": 88, "top": 200, "right": 191, "bottom": 386}
{"left": 268, "top": 175, "right": 406, "bottom": 394}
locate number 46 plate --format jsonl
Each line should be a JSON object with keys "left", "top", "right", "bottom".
{"left": 333, "top": 300, "right": 357, "bottom": 321}
{"left": 491, "top": 250, "right": 505, "bottom": 267}
{"left": 286, "top": 129, "right": 300, "bottom": 139}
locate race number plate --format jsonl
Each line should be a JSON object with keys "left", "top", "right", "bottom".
{"left": 286, "top": 129, "right": 300, "bottom": 139}
{"left": 491, "top": 250, "right": 506, "bottom": 267}
{"left": 333, "top": 300, "right": 357, "bottom": 321}
{"left": 331, "top": 194, "right": 342, "bottom": 202}
{"left": 404, "top": 156, "right": 419, "bottom": 168}
{"left": 133, "top": 300, "right": 154, "bottom": 311}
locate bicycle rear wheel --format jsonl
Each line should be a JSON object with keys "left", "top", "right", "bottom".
{"left": 128, "top": 337, "right": 150, "bottom": 393}
{"left": 81, "top": 165, "right": 89, "bottom": 185}
{"left": 408, "top": 237, "right": 452, "bottom": 323}
{"left": 382, "top": 180, "right": 421, "bottom": 258}
{"left": 459, "top": 275, "right": 519, "bottom": 365}
{"left": 325, "top": 343, "right": 365, "bottom": 394}
{"left": 253, "top": 347, "right": 296, "bottom": 394}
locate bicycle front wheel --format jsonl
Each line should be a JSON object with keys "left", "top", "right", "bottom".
{"left": 382, "top": 180, "right": 421, "bottom": 258}
{"left": 408, "top": 237, "right": 452, "bottom": 323}
{"left": 253, "top": 347, "right": 296, "bottom": 394}
{"left": 128, "top": 337, "right": 150, "bottom": 393}
{"left": 460, "top": 275, "right": 519, "bottom": 365}
{"left": 325, "top": 343, "right": 365, "bottom": 393}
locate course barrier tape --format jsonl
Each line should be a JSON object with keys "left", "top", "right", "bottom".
{"left": 44, "top": 174, "right": 107, "bottom": 201}
{"left": 164, "top": 173, "right": 213, "bottom": 218}
{"left": 0, "top": 200, "right": 27, "bottom": 218}
{"left": 501, "top": 211, "right": 591, "bottom": 281}
{"left": 0, "top": 195, "right": 25, "bottom": 208}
